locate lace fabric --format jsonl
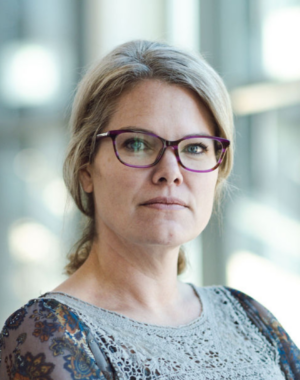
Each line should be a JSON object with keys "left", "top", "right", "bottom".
{"left": 41, "top": 286, "right": 286, "bottom": 380}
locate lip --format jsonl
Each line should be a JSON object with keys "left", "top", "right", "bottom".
{"left": 141, "top": 197, "right": 188, "bottom": 209}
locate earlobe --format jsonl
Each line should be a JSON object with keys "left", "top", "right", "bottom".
{"left": 79, "top": 164, "right": 94, "bottom": 193}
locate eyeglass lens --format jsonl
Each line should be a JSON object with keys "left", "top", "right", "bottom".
{"left": 115, "top": 132, "right": 223, "bottom": 171}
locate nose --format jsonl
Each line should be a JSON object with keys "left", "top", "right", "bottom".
{"left": 151, "top": 146, "right": 184, "bottom": 185}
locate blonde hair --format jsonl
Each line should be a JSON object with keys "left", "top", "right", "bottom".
{"left": 63, "top": 40, "right": 234, "bottom": 276}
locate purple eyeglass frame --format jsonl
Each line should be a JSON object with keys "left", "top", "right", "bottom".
{"left": 96, "top": 129, "right": 230, "bottom": 173}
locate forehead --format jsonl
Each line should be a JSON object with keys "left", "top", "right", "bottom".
{"left": 106, "top": 80, "right": 216, "bottom": 138}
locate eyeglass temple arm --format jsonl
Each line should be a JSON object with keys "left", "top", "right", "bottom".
{"left": 96, "top": 132, "right": 109, "bottom": 139}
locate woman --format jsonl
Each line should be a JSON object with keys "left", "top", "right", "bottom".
{"left": 0, "top": 40, "right": 299, "bottom": 380}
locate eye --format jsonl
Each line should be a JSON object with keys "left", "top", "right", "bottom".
{"left": 183, "top": 143, "right": 208, "bottom": 154}
{"left": 124, "top": 138, "right": 148, "bottom": 152}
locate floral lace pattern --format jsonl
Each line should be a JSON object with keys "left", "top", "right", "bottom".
{"left": 37, "top": 286, "right": 285, "bottom": 379}
{"left": 1, "top": 285, "right": 299, "bottom": 380}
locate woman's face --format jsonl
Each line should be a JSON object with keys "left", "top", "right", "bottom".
{"left": 81, "top": 80, "right": 219, "bottom": 249}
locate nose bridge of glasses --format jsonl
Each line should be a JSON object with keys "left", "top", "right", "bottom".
{"left": 159, "top": 140, "right": 180, "bottom": 162}
{"left": 166, "top": 140, "right": 178, "bottom": 147}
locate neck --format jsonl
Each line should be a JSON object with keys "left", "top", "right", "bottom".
{"left": 77, "top": 235, "right": 182, "bottom": 311}
{"left": 54, "top": 231, "right": 201, "bottom": 326}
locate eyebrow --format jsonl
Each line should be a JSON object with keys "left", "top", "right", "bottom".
{"left": 118, "top": 126, "right": 213, "bottom": 138}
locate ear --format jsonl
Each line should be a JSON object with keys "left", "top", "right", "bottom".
{"left": 79, "top": 163, "right": 94, "bottom": 193}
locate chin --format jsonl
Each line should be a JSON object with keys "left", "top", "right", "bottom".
{"left": 133, "top": 225, "right": 197, "bottom": 248}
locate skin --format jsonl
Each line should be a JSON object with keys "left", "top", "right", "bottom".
{"left": 54, "top": 80, "right": 219, "bottom": 326}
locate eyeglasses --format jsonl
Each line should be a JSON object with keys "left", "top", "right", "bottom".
{"left": 96, "top": 129, "right": 230, "bottom": 173}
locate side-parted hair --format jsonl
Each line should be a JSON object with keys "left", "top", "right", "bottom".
{"left": 63, "top": 40, "right": 234, "bottom": 276}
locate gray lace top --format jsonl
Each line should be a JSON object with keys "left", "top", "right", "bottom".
{"left": 40, "top": 285, "right": 285, "bottom": 379}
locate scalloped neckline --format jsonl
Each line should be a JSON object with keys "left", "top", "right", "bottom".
{"left": 41, "top": 283, "right": 208, "bottom": 330}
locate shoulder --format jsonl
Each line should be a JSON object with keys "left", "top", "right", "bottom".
{"left": 224, "top": 286, "right": 300, "bottom": 379}
{"left": 0, "top": 297, "right": 104, "bottom": 380}
{"left": 223, "top": 286, "right": 284, "bottom": 331}
{"left": 223, "top": 286, "right": 288, "bottom": 339}
{"left": 0, "top": 297, "right": 90, "bottom": 354}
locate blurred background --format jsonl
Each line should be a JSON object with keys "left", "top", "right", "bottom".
{"left": 0, "top": 0, "right": 300, "bottom": 346}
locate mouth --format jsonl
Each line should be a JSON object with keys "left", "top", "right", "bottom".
{"left": 141, "top": 197, "right": 188, "bottom": 210}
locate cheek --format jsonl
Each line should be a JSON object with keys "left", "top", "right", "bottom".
{"left": 192, "top": 172, "right": 218, "bottom": 225}
{"left": 92, "top": 160, "right": 144, "bottom": 217}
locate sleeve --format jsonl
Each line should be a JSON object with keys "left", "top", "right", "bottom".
{"left": 0, "top": 298, "right": 114, "bottom": 380}
{"left": 225, "top": 286, "right": 300, "bottom": 380}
